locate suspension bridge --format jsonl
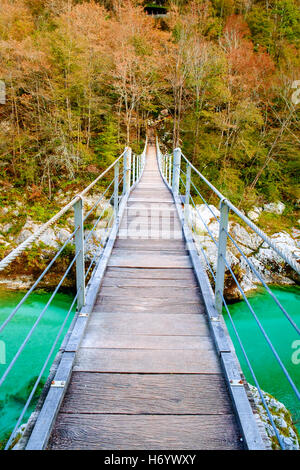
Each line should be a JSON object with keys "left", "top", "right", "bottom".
{"left": 0, "top": 137, "right": 299, "bottom": 450}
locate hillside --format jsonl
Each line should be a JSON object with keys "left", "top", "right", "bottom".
{"left": 0, "top": 0, "right": 299, "bottom": 253}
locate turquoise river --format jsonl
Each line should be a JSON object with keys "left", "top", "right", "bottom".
{"left": 0, "top": 285, "right": 299, "bottom": 447}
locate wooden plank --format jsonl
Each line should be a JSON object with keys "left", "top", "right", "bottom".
{"left": 119, "top": 222, "right": 182, "bottom": 232}
{"left": 117, "top": 228, "right": 183, "bottom": 239}
{"left": 105, "top": 267, "right": 196, "bottom": 279}
{"left": 128, "top": 199, "right": 176, "bottom": 204}
{"left": 59, "top": 373, "right": 233, "bottom": 415}
{"left": 101, "top": 277, "right": 197, "bottom": 288}
{"left": 122, "top": 215, "right": 180, "bottom": 223}
{"left": 74, "top": 348, "right": 221, "bottom": 373}
{"left": 48, "top": 414, "right": 243, "bottom": 450}
{"left": 108, "top": 254, "right": 191, "bottom": 268}
{"left": 113, "top": 248, "right": 187, "bottom": 256}
{"left": 96, "top": 294, "right": 201, "bottom": 305}
{"left": 80, "top": 333, "right": 213, "bottom": 350}
{"left": 98, "top": 286, "right": 201, "bottom": 299}
{"left": 84, "top": 313, "right": 208, "bottom": 336}
{"left": 94, "top": 302, "right": 203, "bottom": 314}
{"left": 113, "top": 239, "right": 186, "bottom": 251}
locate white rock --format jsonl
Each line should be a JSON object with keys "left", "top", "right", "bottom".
{"left": 39, "top": 228, "right": 58, "bottom": 248}
{"left": 248, "top": 384, "right": 300, "bottom": 450}
{"left": 56, "top": 228, "right": 72, "bottom": 244}
{"left": 16, "top": 219, "right": 58, "bottom": 248}
{"left": 2, "top": 222, "right": 12, "bottom": 233}
{"left": 264, "top": 201, "right": 285, "bottom": 215}
{"left": 16, "top": 229, "right": 33, "bottom": 244}
{"left": 282, "top": 436, "right": 296, "bottom": 450}
{"left": 260, "top": 231, "right": 300, "bottom": 265}
{"left": 248, "top": 207, "right": 262, "bottom": 222}
{"left": 189, "top": 204, "right": 220, "bottom": 234}
{"left": 274, "top": 416, "right": 288, "bottom": 429}
{"left": 0, "top": 207, "right": 9, "bottom": 215}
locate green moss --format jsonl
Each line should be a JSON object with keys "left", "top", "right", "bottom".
{"left": 257, "top": 212, "right": 298, "bottom": 235}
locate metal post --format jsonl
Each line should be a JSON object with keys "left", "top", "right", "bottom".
{"left": 168, "top": 155, "right": 172, "bottom": 186}
{"left": 132, "top": 154, "right": 136, "bottom": 186}
{"left": 172, "top": 148, "right": 181, "bottom": 196}
{"left": 114, "top": 161, "right": 119, "bottom": 218}
{"left": 215, "top": 200, "right": 229, "bottom": 316}
{"left": 140, "top": 155, "right": 142, "bottom": 179}
{"left": 184, "top": 163, "right": 191, "bottom": 224}
{"left": 165, "top": 155, "right": 168, "bottom": 181}
{"left": 123, "top": 147, "right": 131, "bottom": 194}
{"left": 74, "top": 197, "right": 85, "bottom": 311}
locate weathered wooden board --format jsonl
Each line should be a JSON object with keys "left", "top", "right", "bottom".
{"left": 128, "top": 199, "right": 176, "bottom": 204}
{"left": 113, "top": 248, "right": 187, "bottom": 257}
{"left": 83, "top": 313, "right": 208, "bottom": 336}
{"left": 121, "top": 217, "right": 181, "bottom": 227}
{"left": 48, "top": 414, "right": 242, "bottom": 450}
{"left": 113, "top": 238, "right": 186, "bottom": 251}
{"left": 119, "top": 223, "right": 182, "bottom": 233}
{"left": 94, "top": 302, "right": 203, "bottom": 314}
{"left": 95, "top": 297, "right": 203, "bottom": 312}
{"left": 101, "top": 277, "right": 197, "bottom": 288}
{"left": 59, "top": 373, "right": 232, "bottom": 415}
{"left": 132, "top": 189, "right": 171, "bottom": 196}
{"left": 74, "top": 348, "right": 220, "bottom": 373}
{"left": 108, "top": 253, "right": 191, "bottom": 268}
{"left": 99, "top": 286, "right": 200, "bottom": 298}
{"left": 80, "top": 333, "right": 212, "bottom": 350}
{"left": 105, "top": 267, "right": 196, "bottom": 279}
{"left": 117, "top": 229, "right": 183, "bottom": 239}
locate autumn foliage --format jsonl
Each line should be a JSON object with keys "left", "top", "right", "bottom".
{"left": 0, "top": 0, "right": 299, "bottom": 213}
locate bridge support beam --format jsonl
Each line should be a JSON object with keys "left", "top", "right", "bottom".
{"left": 215, "top": 200, "right": 229, "bottom": 316}
{"left": 172, "top": 148, "right": 181, "bottom": 196}
{"left": 123, "top": 147, "right": 132, "bottom": 194}
{"left": 74, "top": 197, "right": 85, "bottom": 311}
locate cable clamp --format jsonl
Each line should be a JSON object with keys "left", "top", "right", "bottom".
{"left": 210, "top": 316, "right": 220, "bottom": 322}
{"left": 51, "top": 380, "right": 66, "bottom": 388}
{"left": 230, "top": 379, "right": 244, "bottom": 387}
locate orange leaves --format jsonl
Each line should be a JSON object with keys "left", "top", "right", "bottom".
{"left": 27, "top": 184, "right": 43, "bottom": 200}
{"left": 222, "top": 15, "right": 275, "bottom": 100}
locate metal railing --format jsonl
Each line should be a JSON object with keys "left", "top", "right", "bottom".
{"left": 156, "top": 139, "right": 300, "bottom": 450}
{"left": 0, "top": 143, "right": 146, "bottom": 449}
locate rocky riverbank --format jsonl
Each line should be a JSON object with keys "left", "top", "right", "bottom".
{"left": 189, "top": 201, "right": 300, "bottom": 301}
{"left": 249, "top": 384, "right": 300, "bottom": 450}
{"left": 0, "top": 192, "right": 113, "bottom": 290}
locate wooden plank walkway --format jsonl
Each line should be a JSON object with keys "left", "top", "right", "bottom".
{"left": 47, "top": 145, "right": 244, "bottom": 450}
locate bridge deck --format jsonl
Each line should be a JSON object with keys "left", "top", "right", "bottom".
{"left": 47, "top": 146, "right": 243, "bottom": 450}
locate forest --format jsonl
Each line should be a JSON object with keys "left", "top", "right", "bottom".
{"left": 0, "top": 0, "right": 299, "bottom": 225}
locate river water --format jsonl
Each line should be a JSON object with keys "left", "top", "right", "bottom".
{"left": 223, "top": 285, "right": 300, "bottom": 432}
{"left": 0, "top": 289, "right": 75, "bottom": 447}
{"left": 0, "top": 286, "right": 299, "bottom": 446}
